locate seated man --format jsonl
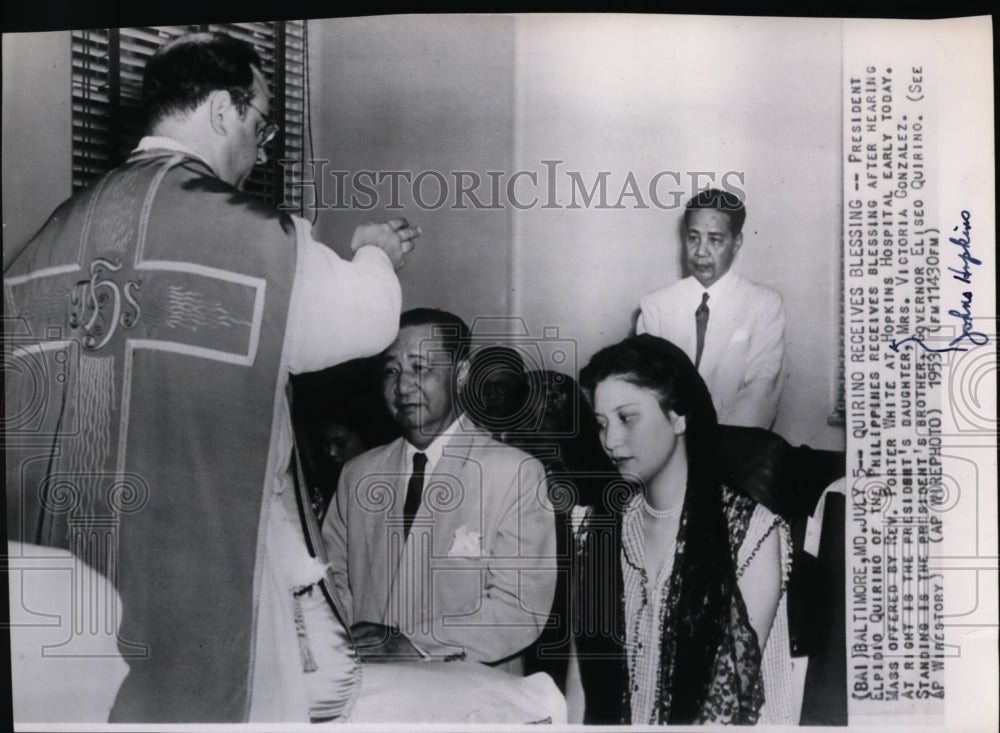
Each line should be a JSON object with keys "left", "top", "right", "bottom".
{"left": 322, "top": 308, "right": 557, "bottom": 669}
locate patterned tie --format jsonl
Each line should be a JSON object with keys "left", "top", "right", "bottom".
{"left": 403, "top": 452, "right": 428, "bottom": 537}
{"left": 695, "top": 292, "right": 710, "bottom": 369}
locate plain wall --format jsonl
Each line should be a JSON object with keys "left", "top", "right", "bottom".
{"left": 307, "top": 15, "right": 516, "bottom": 319}
{"left": 2, "top": 32, "right": 73, "bottom": 268}
{"left": 305, "top": 15, "right": 845, "bottom": 448}
{"left": 511, "top": 15, "right": 844, "bottom": 449}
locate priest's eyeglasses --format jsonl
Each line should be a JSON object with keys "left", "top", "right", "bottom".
{"left": 247, "top": 100, "right": 279, "bottom": 148}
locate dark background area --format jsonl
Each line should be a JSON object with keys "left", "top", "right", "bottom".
{"left": 3, "top": 0, "right": 999, "bottom": 33}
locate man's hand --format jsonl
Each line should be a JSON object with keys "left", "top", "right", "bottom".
{"left": 350, "top": 218, "right": 421, "bottom": 270}
{"left": 351, "top": 621, "right": 424, "bottom": 662}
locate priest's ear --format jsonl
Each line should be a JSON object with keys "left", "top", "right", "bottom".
{"left": 207, "top": 89, "right": 237, "bottom": 136}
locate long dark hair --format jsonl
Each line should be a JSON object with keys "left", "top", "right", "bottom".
{"left": 579, "top": 334, "right": 736, "bottom": 722}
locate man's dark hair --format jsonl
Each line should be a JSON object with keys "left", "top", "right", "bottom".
{"left": 398, "top": 307, "right": 471, "bottom": 363}
{"left": 142, "top": 32, "right": 263, "bottom": 129}
{"left": 682, "top": 188, "right": 747, "bottom": 237}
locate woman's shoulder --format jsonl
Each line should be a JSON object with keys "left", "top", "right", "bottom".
{"left": 721, "top": 485, "right": 781, "bottom": 528}
{"left": 721, "top": 485, "right": 760, "bottom": 538}
{"left": 721, "top": 485, "right": 789, "bottom": 577}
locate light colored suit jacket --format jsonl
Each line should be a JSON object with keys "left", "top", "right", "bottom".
{"left": 636, "top": 272, "right": 785, "bottom": 429}
{"left": 322, "top": 419, "right": 556, "bottom": 664}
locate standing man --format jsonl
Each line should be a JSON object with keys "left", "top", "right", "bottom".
{"left": 636, "top": 189, "right": 785, "bottom": 428}
{"left": 323, "top": 308, "right": 556, "bottom": 668}
{"left": 4, "top": 32, "right": 417, "bottom": 722}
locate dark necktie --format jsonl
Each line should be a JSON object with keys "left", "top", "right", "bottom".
{"left": 695, "top": 292, "right": 710, "bottom": 369}
{"left": 403, "top": 452, "right": 428, "bottom": 537}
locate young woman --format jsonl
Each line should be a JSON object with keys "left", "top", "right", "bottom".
{"left": 574, "top": 334, "right": 794, "bottom": 724}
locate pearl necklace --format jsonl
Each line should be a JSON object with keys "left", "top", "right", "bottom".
{"left": 642, "top": 499, "right": 683, "bottom": 519}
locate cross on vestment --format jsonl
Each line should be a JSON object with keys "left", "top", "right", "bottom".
{"left": 4, "top": 177, "right": 267, "bottom": 655}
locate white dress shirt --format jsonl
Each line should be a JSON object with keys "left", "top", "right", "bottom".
{"left": 636, "top": 270, "right": 785, "bottom": 429}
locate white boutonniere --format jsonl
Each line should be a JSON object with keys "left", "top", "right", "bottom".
{"left": 448, "top": 526, "right": 482, "bottom": 557}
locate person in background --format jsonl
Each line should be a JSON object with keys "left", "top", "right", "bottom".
{"left": 636, "top": 189, "right": 785, "bottom": 429}
{"left": 574, "top": 335, "right": 794, "bottom": 724}
{"left": 462, "top": 344, "right": 530, "bottom": 439}
{"left": 292, "top": 358, "right": 399, "bottom": 519}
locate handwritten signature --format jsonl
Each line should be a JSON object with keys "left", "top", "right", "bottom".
{"left": 890, "top": 210, "right": 989, "bottom": 354}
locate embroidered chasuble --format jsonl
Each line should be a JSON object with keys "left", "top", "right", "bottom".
{"left": 4, "top": 149, "right": 320, "bottom": 721}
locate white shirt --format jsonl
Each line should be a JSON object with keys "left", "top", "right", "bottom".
{"left": 639, "top": 269, "right": 737, "bottom": 361}
{"left": 402, "top": 415, "right": 465, "bottom": 475}
{"left": 636, "top": 270, "right": 785, "bottom": 429}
